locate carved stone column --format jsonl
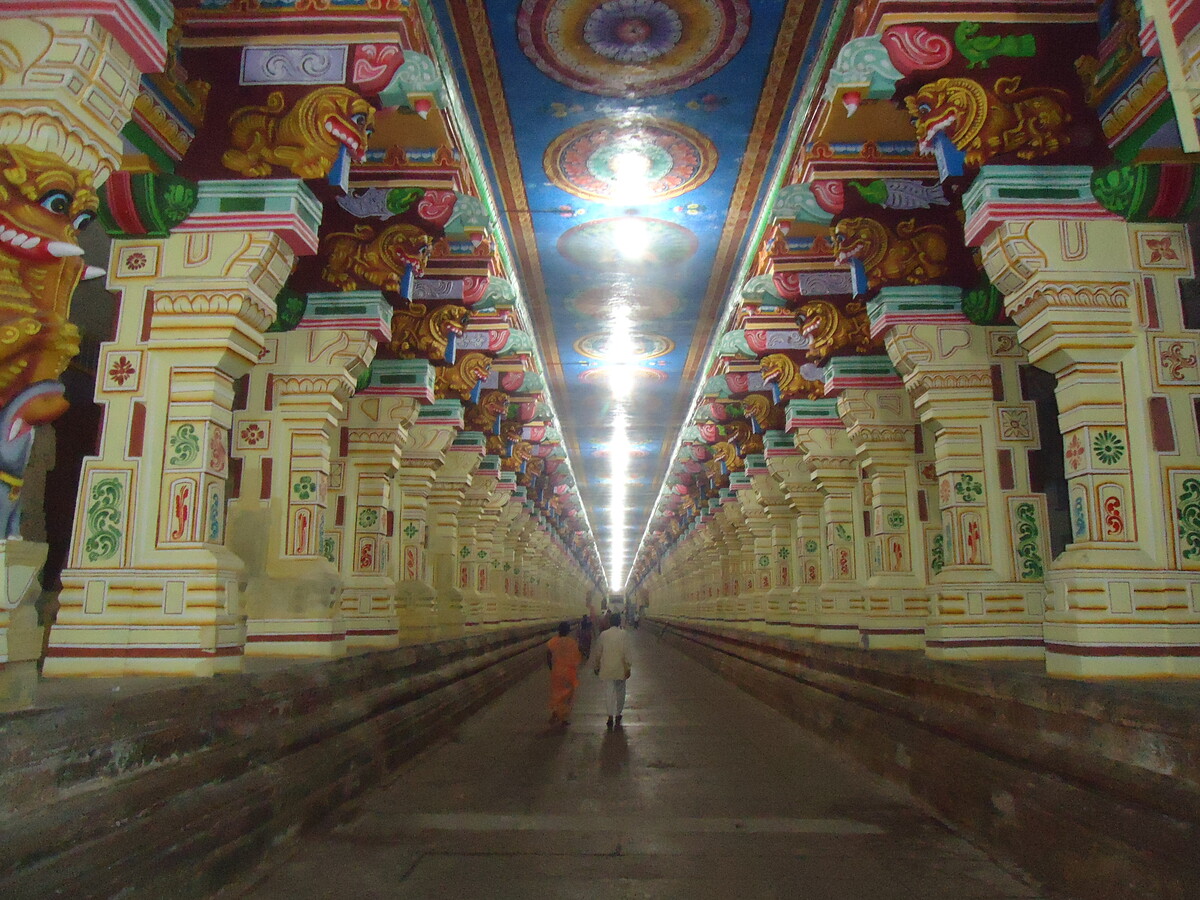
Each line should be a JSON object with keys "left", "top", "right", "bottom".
{"left": 745, "top": 454, "right": 796, "bottom": 635}
{"left": 395, "top": 400, "right": 462, "bottom": 641}
{"left": 829, "top": 357, "right": 930, "bottom": 651}
{"left": 335, "top": 360, "right": 432, "bottom": 650}
{"left": 871, "top": 285, "right": 1048, "bottom": 660}
{"left": 457, "top": 455, "right": 500, "bottom": 629}
{"left": 973, "top": 168, "right": 1200, "bottom": 675}
{"left": 788, "top": 400, "right": 866, "bottom": 645}
{"left": 0, "top": 1, "right": 173, "bottom": 697}
{"left": 765, "top": 432, "right": 820, "bottom": 640}
{"left": 227, "top": 293, "right": 383, "bottom": 658}
{"left": 48, "top": 181, "right": 316, "bottom": 676}
{"left": 427, "top": 431, "right": 484, "bottom": 637}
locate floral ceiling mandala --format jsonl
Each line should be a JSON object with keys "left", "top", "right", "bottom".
{"left": 516, "top": 0, "right": 751, "bottom": 97}
{"left": 544, "top": 118, "right": 717, "bottom": 201}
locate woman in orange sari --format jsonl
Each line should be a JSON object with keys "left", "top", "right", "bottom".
{"left": 546, "top": 621, "right": 583, "bottom": 727}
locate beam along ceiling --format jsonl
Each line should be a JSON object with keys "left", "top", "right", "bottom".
{"left": 432, "top": 0, "right": 841, "bottom": 589}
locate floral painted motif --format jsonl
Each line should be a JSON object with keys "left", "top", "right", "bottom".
{"left": 322, "top": 536, "right": 337, "bottom": 564}
{"left": 1065, "top": 433, "right": 1086, "bottom": 471}
{"left": 460, "top": 545, "right": 471, "bottom": 559}
{"left": 209, "top": 429, "right": 227, "bottom": 474}
{"left": 292, "top": 475, "right": 317, "bottom": 501}
{"left": 1104, "top": 495, "right": 1124, "bottom": 537}
{"left": 1160, "top": 341, "right": 1198, "bottom": 381}
{"left": 84, "top": 477, "right": 123, "bottom": 563}
{"left": 804, "top": 539, "right": 818, "bottom": 553}
{"left": 777, "top": 546, "right": 789, "bottom": 559}
{"left": 834, "top": 524, "right": 851, "bottom": 541}
{"left": 169, "top": 424, "right": 200, "bottom": 466}
{"left": 1014, "top": 502, "right": 1043, "bottom": 580}
{"left": 954, "top": 474, "right": 983, "bottom": 502}
{"left": 1072, "top": 495, "right": 1088, "bottom": 540}
{"left": 358, "top": 508, "right": 379, "bottom": 529}
{"left": 107, "top": 355, "right": 136, "bottom": 386}
{"left": 1178, "top": 477, "right": 1200, "bottom": 560}
{"left": 240, "top": 423, "right": 266, "bottom": 447}
{"left": 757, "top": 553, "right": 770, "bottom": 567}
{"left": 403, "top": 522, "right": 419, "bottom": 539}
{"left": 1144, "top": 236, "right": 1179, "bottom": 264}
{"left": 929, "top": 533, "right": 945, "bottom": 575}
{"left": 1092, "top": 430, "right": 1126, "bottom": 466}
{"left": 886, "top": 510, "right": 905, "bottom": 529}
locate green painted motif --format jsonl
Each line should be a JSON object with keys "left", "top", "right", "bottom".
{"left": 930, "top": 534, "right": 945, "bottom": 575}
{"left": 954, "top": 22, "right": 1035, "bottom": 68}
{"left": 757, "top": 554, "right": 770, "bottom": 568}
{"left": 403, "top": 522, "right": 419, "bottom": 539}
{"left": 778, "top": 546, "right": 790, "bottom": 560}
{"left": 321, "top": 536, "right": 336, "bottom": 564}
{"left": 1092, "top": 430, "right": 1126, "bottom": 465}
{"left": 268, "top": 288, "right": 307, "bottom": 333}
{"left": 460, "top": 545, "right": 471, "bottom": 559}
{"left": 955, "top": 474, "right": 984, "bottom": 502}
{"left": 834, "top": 524, "right": 851, "bottom": 542}
{"left": 478, "top": 549, "right": 488, "bottom": 559}
{"left": 962, "top": 279, "right": 1003, "bottom": 325}
{"left": 886, "top": 510, "right": 906, "bottom": 529}
{"left": 503, "top": 562, "right": 511, "bottom": 571}
{"left": 1177, "top": 477, "right": 1200, "bottom": 560}
{"left": 169, "top": 424, "right": 200, "bottom": 466}
{"left": 1014, "top": 502, "right": 1045, "bottom": 580}
{"left": 805, "top": 540, "right": 818, "bottom": 553}
{"left": 292, "top": 475, "right": 317, "bottom": 500}
{"left": 84, "top": 477, "right": 124, "bottom": 563}
{"left": 387, "top": 186, "right": 425, "bottom": 215}
{"left": 358, "top": 508, "right": 379, "bottom": 529}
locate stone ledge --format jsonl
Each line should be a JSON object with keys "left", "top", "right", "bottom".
{"left": 654, "top": 618, "right": 1200, "bottom": 900}
{"left": 0, "top": 625, "right": 552, "bottom": 898}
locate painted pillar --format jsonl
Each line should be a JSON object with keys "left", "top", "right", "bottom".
{"left": 395, "top": 400, "right": 463, "bottom": 641}
{"left": 48, "top": 180, "right": 318, "bottom": 676}
{"left": 337, "top": 359, "right": 433, "bottom": 649}
{"left": 870, "top": 285, "right": 1047, "bottom": 660}
{"left": 457, "top": 454, "right": 500, "bottom": 628}
{"left": 228, "top": 292, "right": 385, "bottom": 658}
{"left": 828, "top": 357, "right": 929, "bottom": 651}
{"left": 765, "top": 432, "right": 821, "bottom": 640}
{"left": 427, "top": 430, "right": 485, "bottom": 636}
{"left": 0, "top": 1, "right": 173, "bottom": 697}
{"left": 972, "top": 166, "right": 1200, "bottom": 675}
{"left": 788, "top": 400, "right": 866, "bottom": 645}
{"left": 745, "top": 453, "right": 796, "bottom": 635}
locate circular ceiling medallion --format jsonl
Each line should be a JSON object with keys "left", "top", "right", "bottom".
{"left": 517, "top": 0, "right": 752, "bottom": 97}
{"left": 574, "top": 331, "right": 675, "bottom": 360}
{"left": 545, "top": 118, "right": 717, "bottom": 202}
{"left": 557, "top": 217, "right": 698, "bottom": 271}
{"left": 566, "top": 283, "right": 682, "bottom": 319}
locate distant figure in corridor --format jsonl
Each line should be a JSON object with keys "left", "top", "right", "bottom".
{"left": 593, "top": 612, "right": 632, "bottom": 731}
{"left": 578, "top": 613, "right": 594, "bottom": 658}
{"left": 546, "top": 621, "right": 583, "bottom": 728}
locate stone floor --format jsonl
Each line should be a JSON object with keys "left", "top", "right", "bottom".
{"left": 229, "top": 627, "right": 1063, "bottom": 899}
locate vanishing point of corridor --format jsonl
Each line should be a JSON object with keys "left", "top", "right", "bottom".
{"left": 236, "top": 628, "right": 1050, "bottom": 900}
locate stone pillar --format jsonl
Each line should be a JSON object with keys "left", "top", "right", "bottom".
{"left": 744, "top": 454, "right": 796, "bottom": 635}
{"left": 427, "top": 430, "right": 485, "bottom": 637}
{"left": 870, "top": 285, "right": 1047, "bottom": 660}
{"left": 828, "top": 357, "right": 930, "bottom": 651}
{"left": 457, "top": 454, "right": 500, "bottom": 628}
{"left": 765, "top": 432, "right": 820, "bottom": 640}
{"left": 973, "top": 167, "right": 1200, "bottom": 675}
{"left": 395, "top": 400, "right": 463, "bottom": 641}
{"left": 788, "top": 400, "right": 866, "bottom": 645}
{"left": 228, "top": 293, "right": 384, "bottom": 658}
{"left": 0, "top": 2, "right": 173, "bottom": 696}
{"left": 337, "top": 360, "right": 432, "bottom": 650}
{"left": 48, "top": 180, "right": 318, "bottom": 676}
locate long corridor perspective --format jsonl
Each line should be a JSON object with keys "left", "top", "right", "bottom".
{"left": 235, "top": 628, "right": 1051, "bottom": 900}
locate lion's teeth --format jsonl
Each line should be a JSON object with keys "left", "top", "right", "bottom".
{"left": 47, "top": 241, "right": 85, "bottom": 258}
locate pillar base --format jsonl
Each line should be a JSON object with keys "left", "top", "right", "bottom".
{"left": 245, "top": 618, "right": 347, "bottom": 658}
{"left": 924, "top": 581, "right": 1046, "bottom": 660}
{"left": 44, "top": 619, "right": 246, "bottom": 677}
{"left": 0, "top": 540, "right": 47, "bottom": 710}
{"left": 861, "top": 586, "right": 928, "bottom": 650}
{"left": 344, "top": 615, "right": 400, "bottom": 651}
{"left": 815, "top": 613, "right": 861, "bottom": 645}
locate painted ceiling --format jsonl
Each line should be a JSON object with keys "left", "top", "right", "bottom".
{"left": 430, "top": 0, "right": 838, "bottom": 586}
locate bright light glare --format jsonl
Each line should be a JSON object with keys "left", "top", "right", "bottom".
{"left": 612, "top": 217, "right": 649, "bottom": 261}
{"left": 602, "top": 302, "right": 639, "bottom": 588}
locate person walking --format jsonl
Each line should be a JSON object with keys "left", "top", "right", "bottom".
{"left": 545, "top": 621, "right": 583, "bottom": 727}
{"left": 592, "top": 612, "right": 631, "bottom": 731}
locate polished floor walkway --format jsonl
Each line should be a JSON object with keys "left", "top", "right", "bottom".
{"left": 234, "top": 628, "right": 1057, "bottom": 899}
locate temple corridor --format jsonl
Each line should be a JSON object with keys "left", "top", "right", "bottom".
{"left": 233, "top": 626, "right": 1051, "bottom": 900}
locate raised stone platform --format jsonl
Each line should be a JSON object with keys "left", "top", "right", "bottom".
{"left": 654, "top": 619, "right": 1200, "bottom": 900}
{"left": 0, "top": 625, "right": 552, "bottom": 898}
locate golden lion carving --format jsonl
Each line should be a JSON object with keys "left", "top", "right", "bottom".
{"left": 322, "top": 222, "right": 432, "bottom": 293}
{"left": 389, "top": 303, "right": 469, "bottom": 362}
{"left": 222, "top": 87, "right": 375, "bottom": 179}
{"left": 741, "top": 392, "right": 788, "bottom": 428}
{"left": 705, "top": 441, "right": 744, "bottom": 478}
{"left": 0, "top": 146, "right": 99, "bottom": 426}
{"left": 905, "top": 76, "right": 1071, "bottom": 167}
{"left": 833, "top": 217, "right": 950, "bottom": 291}
{"left": 434, "top": 351, "right": 491, "bottom": 401}
{"left": 797, "top": 300, "right": 873, "bottom": 363}
{"left": 466, "top": 389, "right": 509, "bottom": 433}
{"left": 502, "top": 441, "right": 534, "bottom": 472}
